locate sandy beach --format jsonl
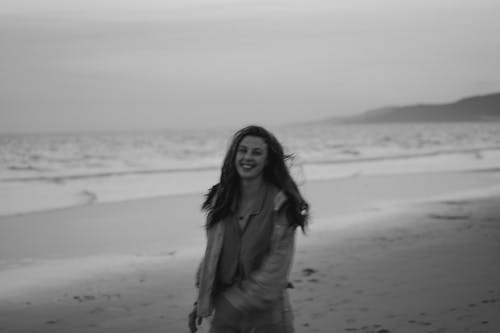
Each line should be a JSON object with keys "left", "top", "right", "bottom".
{"left": 1, "top": 169, "right": 500, "bottom": 333}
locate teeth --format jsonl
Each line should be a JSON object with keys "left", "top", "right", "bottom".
{"left": 241, "top": 164, "right": 254, "bottom": 169}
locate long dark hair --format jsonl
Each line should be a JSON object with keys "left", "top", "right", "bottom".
{"left": 202, "top": 125, "right": 309, "bottom": 232}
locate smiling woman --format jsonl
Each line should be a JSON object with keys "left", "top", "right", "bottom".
{"left": 189, "top": 125, "right": 309, "bottom": 333}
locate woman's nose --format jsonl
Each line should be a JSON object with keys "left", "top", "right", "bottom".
{"left": 243, "top": 151, "right": 253, "bottom": 160}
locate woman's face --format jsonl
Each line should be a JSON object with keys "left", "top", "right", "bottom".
{"left": 234, "top": 135, "right": 268, "bottom": 180}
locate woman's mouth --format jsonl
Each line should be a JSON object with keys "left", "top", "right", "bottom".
{"left": 240, "top": 163, "right": 255, "bottom": 171}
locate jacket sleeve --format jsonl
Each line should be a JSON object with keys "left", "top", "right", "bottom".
{"left": 195, "top": 258, "right": 203, "bottom": 288}
{"left": 223, "top": 198, "right": 296, "bottom": 311}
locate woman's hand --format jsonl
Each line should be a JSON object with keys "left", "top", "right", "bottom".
{"left": 213, "top": 295, "right": 242, "bottom": 323}
{"left": 188, "top": 305, "right": 202, "bottom": 333}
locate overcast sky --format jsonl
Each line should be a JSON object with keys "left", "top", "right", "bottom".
{"left": 1, "top": 0, "right": 499, "bottom": 133}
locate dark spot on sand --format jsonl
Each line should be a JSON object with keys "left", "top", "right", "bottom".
{"left": 45, "top": 320, "right": 59, "bottom": 325}
{"left": 429, "top": 214, "right": 469, "bottom": 220}
{"left": 442, "top": 200, "right": 468, "bottom": 205}
{"left": 344, "top": 328, "right": 358, "bottom": 332}
{"left": 418, "top": 322, "right": 432, "bottom": 326}
{"left": 308, "top": 278, "right": 319, "bottom": 283}
{"left": 376, "top": 329, "right": 390, "bottom": 333}
{"left": 73, "top": 295, "right": 96, "bottom": 302}
{"left": 302, "top": 268, "right": 317, "bottom": 276}
{"left": 482, "top": 321, "right": 489, "bottom": 325}
{"left": 468, "top": 303, "right": 476, "bottom": 307}
{"left": 302, "top": 322, "right": 310, "bottom": 327}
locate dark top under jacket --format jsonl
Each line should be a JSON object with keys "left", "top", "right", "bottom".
{"left": 216, "top": 183, "right": 274, "bottom": 291}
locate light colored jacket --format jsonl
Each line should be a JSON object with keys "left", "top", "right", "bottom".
{"left": 195, "top": 189, "right": 296, "bottom": 318}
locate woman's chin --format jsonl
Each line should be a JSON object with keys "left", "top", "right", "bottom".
{"left": 238, "top": 172, "right": 263, "bottom": 181}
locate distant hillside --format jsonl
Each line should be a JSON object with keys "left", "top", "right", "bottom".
{"left": 335, "top": 93, "right": 500, "bottom": 123}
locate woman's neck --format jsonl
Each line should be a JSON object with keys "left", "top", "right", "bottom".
{"left": 239, "top": 176, "right": 264, "bottom": 201}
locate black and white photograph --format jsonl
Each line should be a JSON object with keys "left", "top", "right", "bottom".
{"left": 1, "top": 0, "right": 500, "bottom": 332}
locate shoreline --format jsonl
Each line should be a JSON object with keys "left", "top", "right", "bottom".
{"left": 2, "top": 147, "right": 500, "bottom": 217}
{"left": 3, "top": 163, "right": 500, "bottom": 219}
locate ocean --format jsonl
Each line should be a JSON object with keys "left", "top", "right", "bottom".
{"left": 1, "top": 122, "right": 500, "bottom": 216}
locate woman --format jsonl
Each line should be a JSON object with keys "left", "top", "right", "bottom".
{"left": 189, "top": 125, "right": 309, "bottom": 333}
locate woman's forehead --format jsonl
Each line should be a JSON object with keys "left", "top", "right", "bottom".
{"left": 239, "top": 135, "right": 267, "bottom": 148}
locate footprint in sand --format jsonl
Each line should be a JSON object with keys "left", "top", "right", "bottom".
{"left": 428, "top": 214, "right": 469, "bottom": 220}
{"left": 73, "top": 295, "right": 96, "bottom": 303}
{"left": 417, "top": 322, "right": 432, "bottom": 326}
{"left": 481, "top": 298, "right": 498, "bottom": 304}
{"left": 302, "top": 268, "right": 317, "bottom": 276}
{"left": 442, "top": 200, "right": 468, "bottom": 206}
